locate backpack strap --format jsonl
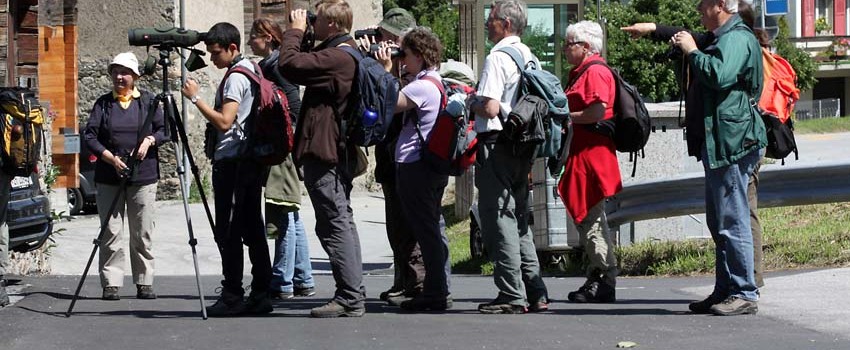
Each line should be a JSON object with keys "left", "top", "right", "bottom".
{"left": 495, "top": 46, "right": 533, "bottom": 99}
{"left": 412, "top": 75, "right": 447, "bottom": 148}
{"left": 567, "top": 60, "right": 608, "bottom": 89}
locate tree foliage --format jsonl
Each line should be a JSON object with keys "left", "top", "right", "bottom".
{"left": 382, "top": 0, "right": 459, "bottom": 60}
{"left": 773, "top": 17, "right": 818, "bottom": 92}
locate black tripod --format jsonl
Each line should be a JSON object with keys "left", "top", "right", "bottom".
{"left": 66, "top": 45, "right": 215, "bottom": 319}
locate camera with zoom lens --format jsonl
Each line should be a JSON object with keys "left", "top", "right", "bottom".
{"left": 354, "top": 28, "right": 382, "bottom": 40}
{"left": 128, "top": 27, "right": 207, "bottom": 47}
{"left": 369, "top": 44, "right": 404, "bottom": 59}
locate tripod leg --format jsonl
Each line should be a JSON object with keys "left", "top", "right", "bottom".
{"left": 164, "top": 94, "right": 208, "bottom": 319}
{"left": 66, "top": 179, "right": 128, "bottom": 317}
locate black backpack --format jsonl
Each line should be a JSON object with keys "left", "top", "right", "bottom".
{"left": 339, "top": 46, "right": 399, "bottom": 147}
{"left": 570, "top": 61, "right": 652, "bottom": 176}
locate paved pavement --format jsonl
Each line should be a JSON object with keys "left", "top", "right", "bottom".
{"left": 1, "top": 133, "right": 850, "bottom": 349}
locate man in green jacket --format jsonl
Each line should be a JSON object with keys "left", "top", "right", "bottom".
{"left": 672, "top": 0, "right": 765, "bottom": 316}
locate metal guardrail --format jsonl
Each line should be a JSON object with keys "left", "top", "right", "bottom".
{"left": 605, "top": 161, "right": 850, "bottom": 226}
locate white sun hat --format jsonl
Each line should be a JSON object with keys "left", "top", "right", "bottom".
{"left": 108, "top": 52, "right": 141, "bottom": 76}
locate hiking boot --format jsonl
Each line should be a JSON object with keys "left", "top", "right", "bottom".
{"left": 270, "top": 291, "right": 294, "bottom": 300}
{"left": 206, "top": 289, "right": 246, "bottom": 317}
{"left": 244, "top": 291, "right": 273, "bottom": 315}
{"left": 689, "top": 294, "right": 725, "bottom": 314}
{"left": 710, "top": 296, "right": 758, "bottom": 316}
{"left": 310, "top": 300, "right": 365, "bottom": 318}
{"left": 136, "top": 285, "right": 156, "bottom": 300}
{"left": 478, "top": 300, "right": 527, "bottom": 314}
{"left": 567, "top": 281, "right": 616, "bottom": 303}
{"left": 400, "top": 296, "right": 453, "bottom": 312}
{"left": 294, "top": 286, "right": 316, "bottom": 297}
{"left": 386, "top": 294, "right": 413, "bottom": 307}
{"left": 0, "top": 278, "right": 9, "bottom": 307}
{"left": 528, "top": 300, "right": 549, "bottom": 313}
{"left": 102, "top": 286, "right": 120, "bottom": 301}
{"left": 379, "top": 287, "right": 404, "bottom": 301}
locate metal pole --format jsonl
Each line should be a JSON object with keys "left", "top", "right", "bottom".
{"left": 179, "top": 0, "right": 192, "bottom": 198}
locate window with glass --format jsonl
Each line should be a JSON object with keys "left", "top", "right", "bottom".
{"left": 483, "top": 2, "right": 580, "bottom": 78}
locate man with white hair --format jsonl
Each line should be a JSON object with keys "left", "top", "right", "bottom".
{"left": 468, "top": 0, "right": 548, "bottom": 314}
{"left": 671, "top": 0, "right": 765, "bottom": 316}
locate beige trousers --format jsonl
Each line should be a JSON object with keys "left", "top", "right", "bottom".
{"left": 96, "top": 182, "right": 157, "bottom": 287}
{"left": 576, "top": 200, "right": 619, "bottom": 285}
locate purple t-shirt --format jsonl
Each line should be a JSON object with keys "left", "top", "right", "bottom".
{"left": 396, "top": 69, "right": 443, "bottom": 163}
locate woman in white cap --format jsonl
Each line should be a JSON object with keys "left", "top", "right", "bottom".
{"left": 83, "top": 52, "right": 166, "bottom": 301}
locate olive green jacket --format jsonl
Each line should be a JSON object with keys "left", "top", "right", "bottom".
{"left": 688, "top": 15, "right": 766, "bottom": 169}
{"left": 264, "top": 155, "right": 301, "bottom": 206}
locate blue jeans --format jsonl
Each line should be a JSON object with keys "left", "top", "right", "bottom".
{"left": 702, "top": 147, "right": 761, "bottom": 301}
{"left": 270, "top": 211, "right": 315, "bottom": 293}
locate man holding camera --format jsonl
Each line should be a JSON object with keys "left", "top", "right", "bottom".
{"left": 669, "top": 0, "right": 764, "bottom": 316}
{"left": 279, "top": 0, "right": 366, "bottom": 318}
{"left": 468, "top": 0, "right": 548, "bottom": 314}
{"left": 181, "top": 22, "right": 273, "bottom": 317}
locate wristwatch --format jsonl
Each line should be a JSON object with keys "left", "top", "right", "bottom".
{"left": 190, "top": 95, "right": 199, "bottom": 104}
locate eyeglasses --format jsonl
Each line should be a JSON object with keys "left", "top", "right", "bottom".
{"left": 486, "top": 16, "right": 507, "bottom": 25}
{"left": 565, "top": 41, "right": 585, "bottom": 47}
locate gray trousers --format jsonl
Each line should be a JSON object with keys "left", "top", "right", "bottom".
{"left": 96, "top": 182, "right": 158, "bottom": 287}
{"left": 576, "top": 201, "right": 618, "bottom": 285}
{"left": 302, "top": 157, "right": 365, "bottom": 308}
{"left": 397, "top": 160, "right": 450, "bottom": 299}
{"left": 475, "top": 143, "right": 548, "bottom": 306}
{"left": 0, "top": 171, "right": 11, "bottom": 277}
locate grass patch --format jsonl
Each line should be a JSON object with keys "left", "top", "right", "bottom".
{"left": 446, "top": 202, "right": 850, "bottom": 277}
{"left": 793, "top": 116, "right": 850, "bottom": 134}
{"left": 188, "top": 175, "right": 212, "bottom": 203}
{"left": 443, "top": 204, "right": 493, "bottom": 275}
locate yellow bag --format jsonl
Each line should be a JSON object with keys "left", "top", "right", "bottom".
{"left": 0, "top": 89, "right": 43, "bottom": 177}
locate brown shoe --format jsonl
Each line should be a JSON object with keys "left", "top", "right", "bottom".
{"left": 136, "top": 285, "right": 157, "bottom": 299}
{"left": 689, "top": 294, "right": 725, "bottom": 314}
{"left": 310, "top": 300, "right": 365, "bottom": 318}
{"left": 102, "top": 286, "right": 120, "bottom": 301}
{"left": 710, "top": 296, "right": 758, "bottom": 316}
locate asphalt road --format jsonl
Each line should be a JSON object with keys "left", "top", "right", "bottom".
{"left": 2, "top": 133, "right": 849, "bottom": 349}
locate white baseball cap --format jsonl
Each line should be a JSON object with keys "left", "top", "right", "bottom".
{"left": 108, "top": 52, "right": 140, "bottom": 76}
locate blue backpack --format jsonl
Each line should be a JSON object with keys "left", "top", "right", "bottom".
{"left": 497, "top": 47, "right": 569, "bottom": 158}
{"left": 339, "top": 46, "right": 399, "bottom": 147}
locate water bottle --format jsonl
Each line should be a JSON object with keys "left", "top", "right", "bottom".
{"left": 363, "top": 108, "right": 379, "bottom": 127}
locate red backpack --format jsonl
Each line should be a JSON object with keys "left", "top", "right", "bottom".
{"left": 758, "top": 48, "right": 800, "bottom": 161}
{"left": 222, "top": 61, "right": 294, "bottom": 165}
{"left": 414, "top": 76, "right": 478, "bottom": 176}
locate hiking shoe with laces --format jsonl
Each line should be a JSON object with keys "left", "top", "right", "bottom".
{"left": 270, "top": 291, "right": 294, "bottom": 300}
{"left": 386, "top": 294, "right": 413, "bottom": 307}
{"left": 567, "top": 281, "right": 616, "bottom": 303}
{"left": 102, "top": 286, "right": 120, "bottom": 301}
{"left": 400, "top": 296, "right": 453, "bottom": 312}
{"left": 689, "top": 294, "right": 725, "bottom": 314}
{"left": 710, "top": 296, "right": 758, "bottom": 316}
{"left": 245, "top": 291, "right": 273, "bottom": 315}
{"left": 206, "top": 289, "right": 246, "bottom": 317}
{"left": 478, "top": 301, "right": 527, "bottom": 314}
{"left": 310, "top": 300, "right": 365, "bottom": 318}
{"left": 0, "top": 278, "right": 9, "bottom": 307}
{"left": 136, "top": 285, "right": 156, "bottom": 299}
{"left": 294, "top": 286, "right": 316, "bottom": 297}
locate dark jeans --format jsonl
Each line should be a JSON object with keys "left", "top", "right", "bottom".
{"left": 301, "top": 157, "right": 365, "bottom": 308}
{"left": 212, "top": 160, "right": 271, "bottom": 296}
{"left": 381, "top": 183, "right": 424, "bottom": 295}
{"left": 397, "top": 160, "right": 450, "bottom": 299}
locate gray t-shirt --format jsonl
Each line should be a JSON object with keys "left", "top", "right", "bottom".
{"left": 214, "top": 59, "right": 256, "bottom": 161}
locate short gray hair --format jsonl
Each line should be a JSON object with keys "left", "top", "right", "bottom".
{"left": 565, "top": 20, "right": 604, "bottom": 54}
{"left": 493, "top": 0, "right": 528, "bottom": 36}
